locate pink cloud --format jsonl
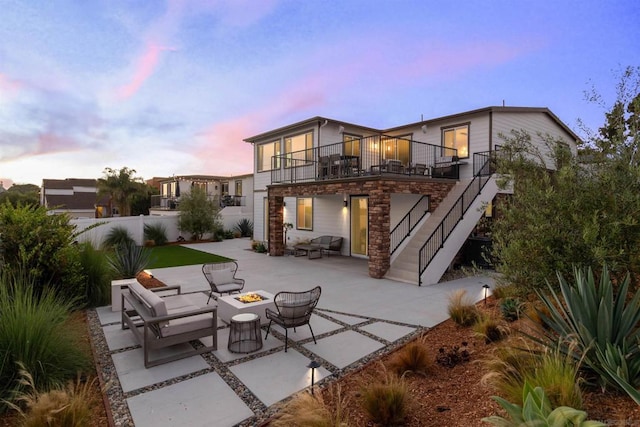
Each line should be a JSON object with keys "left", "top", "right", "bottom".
{"left": 116, "top": 44, "right": 174, "bottom": 100}
{"left": 0, "top": 73, "right": 24, "bottom": 97}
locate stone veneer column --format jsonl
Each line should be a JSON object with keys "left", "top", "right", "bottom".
{"left": 367, "top": 189, "right": 391, "bottom": 278}
{"left": 268, "top": 194, "right": 284, "bottom": 256}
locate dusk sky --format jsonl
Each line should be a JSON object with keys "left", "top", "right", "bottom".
{"left": 0, "top": 0, "right": 638, "bottom": 187}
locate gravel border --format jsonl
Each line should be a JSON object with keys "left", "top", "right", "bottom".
{"left": 87, "top": 304, "right": 426, "bottom": 427}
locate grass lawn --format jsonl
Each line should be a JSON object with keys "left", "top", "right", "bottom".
{"left": 147, "top": 245, "right": 232, "bottom": 269}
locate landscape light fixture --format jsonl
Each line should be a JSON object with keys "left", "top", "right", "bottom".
{"left": 482, "top": 284, "right": 490, "bottom": 305}
{"left": 307, "top": 360, "right": 321, "bottom": 394}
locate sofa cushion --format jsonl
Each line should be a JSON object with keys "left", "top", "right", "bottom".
{"left": 216, "top": 283, "right": 244, "bottom": 293}
{"left": 162, "top": 313, "right": 214, "bottom": 338}
{"left": 210, "top": 268, "right": 235, "bottom": 285}
{"left": 128, "top": 280, "right": 146, "bottom": 302}
{"left": 141, "top": 290, "right": 169, "bottom": 328}
{"left": 163, "top": 294, "right": 197, "bottom": 311}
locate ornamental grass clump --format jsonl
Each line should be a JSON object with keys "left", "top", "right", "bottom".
{"left": 271, "top": 385, "right": 350, "bottom": 427}
{"left": 143, "top": 223, "right": 168, "bottom": 246}
{"left": 5, "top": 365, "right": 97, "bottom": 427}
{"left": 447, "top": 289, "right": 479, "bottom": 327}
{"left": 473, "top": 313, "right": 508, "bottom": 344}
{"left": 0, "top": 272, "right": 89, "bottom": 411}
{"left": 387, "top": 336, "right": 433, "bottom": 377}
{"left": 360, "top": 366, "right": 410, "bottom": 426}
{"left": 482, "top": 338, "right": 584, "bottom": 409}
{"left": 532, "top": 265, "right": 640, "bottom": 402}
{"left": 101, "top": 226, "right": 134, "bottom": 250}
{"left": 107, "top": 241, "right": 152, "bottom": 279}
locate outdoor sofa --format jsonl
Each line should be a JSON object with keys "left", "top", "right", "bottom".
{"left": 121, "top": 281, "right": 218, "bottom": 368}
{"left": 294, "top": 235, "right": 343, "bottom": 258}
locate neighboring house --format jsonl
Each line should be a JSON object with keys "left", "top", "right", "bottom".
{"left": 244, "top": 106, "right": 579, "bottom": 286}
{"left": 149, "top": 174, "right": 254, "bottom": 231}
{"left": 41, "top": 178, "right": 111, "bottom": 219}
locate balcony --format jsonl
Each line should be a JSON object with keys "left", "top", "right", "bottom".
{"left": 150, "top": 194, "right": 245, "bottom": 210}
{"left": 270, "top": 135, "right": 459, "bottom": 184}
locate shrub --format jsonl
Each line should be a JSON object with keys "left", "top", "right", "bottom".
{"left": 177, "top": 187, "right": 221, "bottom": 240}
{"left": 6, "top": 366, "right": 97, "bottom": 427}
{"left": 473, "top": 313, "right": 508, "bottom": 344}
{"left": 447, "top": 290, "right": 479, "bottom": 327}
{"left": 500, "top": 297, "right": 522, "bottom": 322}
{"left": 482, "top": 339, "right": 584, "bottom": 409}
{"left": 482, "top": 381, "right": 605, "bottom": 427}
{"left": 102, "top": 226, "right": 134, "bottom": 250}
{"left": 252, "top": 241, "right": 267, "bottom": 253}
{"left": 77, "top": 242, "right": 111, "bottom": 307}
{"left": 491, "top": 283, "right": 519, "bottom": 300}
{"left": 143, "top": 223, "right": 168, "bottom": 246}
{"left": 271, "top": 385, "right": 349, "bottom": 427}
{"left": 387, "top": 337, "right": 433, "bottom": 377}
{"left": 361, "top": 368, "right": 410, "bottom": 426}
{"left": 0, "top": 202, "right": 84, "bottom": 299}
{"left": 533, "top": 265, "right": 640, "bottom": 399}
{"left": 0, "top": 273, "right": 90, "bottom": 410}
{"left": 234, "top": 218, "right": 254, "bottom": 238}
{"left": 436, "top": 341, "right": 471, "bottom": 368}
{"left": 107, "top": 241, "right": 152, "bottom": 279}
{"left": 224, "top": 229, "right": 235, "bottom": 239}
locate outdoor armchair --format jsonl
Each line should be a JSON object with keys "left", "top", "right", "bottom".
{"left": 264, "top": 286, "right": 322, "bottom": 352}
{"left": 202, "top": 261, "right": 245, "bottom": 304}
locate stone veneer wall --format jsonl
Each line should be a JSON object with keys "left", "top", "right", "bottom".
{"left": 268, "top": 177, "right": 455, "bottom": 279}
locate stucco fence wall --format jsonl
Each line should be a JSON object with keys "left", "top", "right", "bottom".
{"left": 71, "top": 211, "right": 252, "bottom": 247}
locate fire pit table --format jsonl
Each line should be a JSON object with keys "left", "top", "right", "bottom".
{"left": 218, "top": 290, "right": 275, "bottom": 326}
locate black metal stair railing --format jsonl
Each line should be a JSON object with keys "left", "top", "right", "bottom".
{"left": 390, "top": 196, "right": 429, "bottom": 255}
{"left": 417, "top": 150, "right": 497, "bottom": 286}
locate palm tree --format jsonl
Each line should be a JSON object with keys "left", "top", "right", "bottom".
{"left": 97, "top": 167, "right": 145, "bottom": 217}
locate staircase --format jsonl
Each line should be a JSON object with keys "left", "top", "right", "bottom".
{"left": 385, "top": 152, "right": 499, "bottom": 285}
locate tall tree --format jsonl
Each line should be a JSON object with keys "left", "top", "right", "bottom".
{"left": 492, "top": 67, "right": 640, "bottom": 292}
{"left": 97, "top": 167, "right": 145, "bottom": 217}
{"left": 177, "top": 187, "right": 221, "bottom": 241}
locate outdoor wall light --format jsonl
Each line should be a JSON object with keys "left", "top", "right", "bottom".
{"left": 482, "top": 284, "right": 490, "bottom": 305}
{"left": 343, "top": 199, "right": 348, "bottom": 207}
{"left": 307, "top": 360, "right": 321, "bottom": 394}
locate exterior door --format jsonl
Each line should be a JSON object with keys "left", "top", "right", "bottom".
{"left": 350, "top": 196, "right": 368, "bottom": 257}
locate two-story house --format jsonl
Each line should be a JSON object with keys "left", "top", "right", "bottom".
{"left": 149, "top": 174, "right": 254, "bottom": 231}
{"left": 41, "top": 178, "right": 111, "bottom": 218}
{"left": 245, "top": 106, "right": 579, "bottom": 285}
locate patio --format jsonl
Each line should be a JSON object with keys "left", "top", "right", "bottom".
{"left": 91, "top": 238, "right": 494, "bottom": 426}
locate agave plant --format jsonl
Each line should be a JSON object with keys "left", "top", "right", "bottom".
{"left": 234, "top": 218, "right": 254, "bottom": 238}
{"left": 482, "top": 381, "right": 605, "bottom": 427}
{"left": 107, "top": 242, "right": 152, "bottom": 279}
{"left": 533, "top": 265, "right": 640, "bottom": 397}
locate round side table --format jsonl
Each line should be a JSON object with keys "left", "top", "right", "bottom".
{"left": 228, "top": 313, "right": 263, "bottom": 353}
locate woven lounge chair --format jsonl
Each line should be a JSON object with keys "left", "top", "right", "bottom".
{"left": 202, "top": 261, "right": 245, "bottom": 304}
{"left": 264, "top": 286, "right": 321, "bottom": 352}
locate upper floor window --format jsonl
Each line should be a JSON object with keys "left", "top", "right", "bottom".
{"left": 221, "top": 182, "right": 229, "bottom": 195}
{"left": 442, "top": 124, "right": 469, "bottom": 158}
{"left": 382, "top": 134, "right": 411, "bottom": 165}
{"left": 296, "top": 197, "right": 313, "bottom": 230}
{"left": 284, "top": 131, "right": 313, "bottom": 168}
{"left": 343, "top": 133, "right": 362, "bottom": 157}
{"left": 235, "top": 180, "right": 242, "bottom": 196}
{"left": 258, "top": 140, "right": 281, "bottom": 172}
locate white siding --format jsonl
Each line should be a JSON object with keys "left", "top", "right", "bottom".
{"left": 493, "top": 112, "right": 578, "bottom": 168}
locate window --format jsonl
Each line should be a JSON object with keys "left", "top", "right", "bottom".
{"left": 343, "top": 133, "right": 362, "bottom": 157}
{"left": 382, "top": 135, "right": 410, "bottom": 165}
{"left": 296, "top": 197, "right": 313, "bottom": 230}
{"left": 221, "top": 182, "right": 229, "bottom": 195}
{"left": 258, "top": 140, "right": 281, "bottom": 172}
{"left": 284, "top": 131, "right": 313, "bottom": 168}
{"left": 235, "top": 180, "right": 242, "bottom": 196}
{"left": 442, "top": 124, "right": 469, "bottom": 158}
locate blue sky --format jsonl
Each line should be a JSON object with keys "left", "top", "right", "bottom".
{"left": 0, "top": 0, "right": 638, "bottom": 187}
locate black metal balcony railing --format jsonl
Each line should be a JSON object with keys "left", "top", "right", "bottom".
{"left": 390, "top": 195, "right": 429, "bottom": 255}
{"left": 150, "top": 194, "right": 245, "bottom": 210}
{"left": 417, "top": 150, "right": 498, "bottom": 285}
{"left": 270, "top": 135, "right": 458, "bottom": 184}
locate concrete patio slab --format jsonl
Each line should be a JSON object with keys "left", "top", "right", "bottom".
{"left": 320, "top": 311, "right": 370, "bottom": 325}
{"left": 96, "top": 306, "right": 121, "bottom": 325}
{"left": 112, "top": 346, "right": 209, "bottom": 392}
{"left": 268, "top": 314, "right": 343, "bottom": 342}
{"left": 127, "top": 372, "right": 253, "bottom": 427}
{"left": 103, "top": 324, "right": 139, "bottom": 351}
{"left": 359, "top": 322, "right": 416, "bottom": 342}
{"left": 304, "top": 330, "right": 386, "bottom": 369}
{"left": 229, "top": 349, "right": 331, "bottom": 407}
{"left": 200, "top": 327, "right": 284, "bottom": 363}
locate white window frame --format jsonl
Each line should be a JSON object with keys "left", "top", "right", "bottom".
{"left": 284, "top": 131, "right": 313, "bottom": 168}
{"left": 296, "top": 197, "right": 313, "bottom": 231}
{"left": 258, "top": 140, "right": 281, "bottom": 172}
{"left": 442, "top": 123, "right": 470, "bottom": 159}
